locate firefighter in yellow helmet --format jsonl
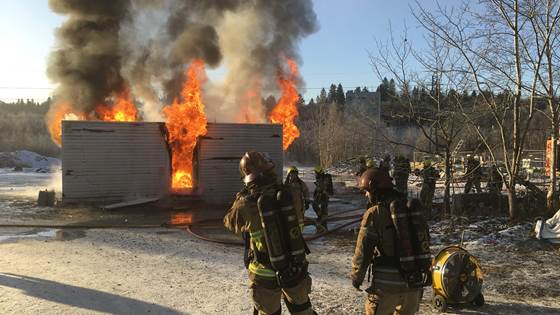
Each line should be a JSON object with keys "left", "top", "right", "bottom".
{"left": 312, "top": 166, "right": 333, "bottom": 229}
{"left": 224, "top": 152, "right": 315, "bottom": 315}
{"left": 285, "top": 166, "right": 310, "bottom": 231}
{"left": 352, "top": 168, "right": 429, "bottom": 315}
{"left": 418, "top": 160, "right": 439, "bottom": 219}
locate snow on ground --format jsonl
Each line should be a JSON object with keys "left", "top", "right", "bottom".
{"left": 0, "top": 151, "right": 60, "bottom": 172}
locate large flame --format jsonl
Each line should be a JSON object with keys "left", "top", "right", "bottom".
{"left": 96, "top": 87, "right": 138, "bottom": 122}
{"left": 269, "top": 59, "right": 301, "bottom": 150}
{"left": 162, "top": 59, "right": 208, "bottom": 190}
{"left": 47, "top": 102, "right": 86, "bottom": 146}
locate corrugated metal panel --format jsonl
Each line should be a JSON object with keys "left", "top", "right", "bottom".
{"left": 61, "top": 121, "right": 171, "bottom": 204}
{"left": 61, "top": 121, "right": 283, "bottom": 205}
{"left": 198, "top": 123, "right": 283, "bottom": 203}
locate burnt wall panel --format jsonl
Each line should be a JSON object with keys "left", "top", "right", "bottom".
{"left": 61, "top": 121, "right": 171, "bottom": 204}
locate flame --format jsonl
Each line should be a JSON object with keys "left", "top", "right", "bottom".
{"left": 162, "top": 59, "right": 208, "bottom": 190}
{"left": 47, "top": 102, "right": 86, "bottom": 146}
{"left": 269, "top": 59, "right": 301, "bottom": 150}
{"left": 96, "top": 87, "right": 138, "bottom": 122}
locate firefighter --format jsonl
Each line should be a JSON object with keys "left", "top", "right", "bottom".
{"left": 285, "top": 166, "right": 310, "bottom": 230}
{"left": 312, "top": 166, "right": 333, "bottom": 229}
{"left": 351, "top": 168, "right": 426, "bottom": 315}
{"left": 418, "top": 160, "right": 439, "bottom": 218}
{"left": 366, "top": 159, "right": 376, "bottom": 169}
{"left": 464, "top": 156, "right": 482, "bottom": 193}
{"left": 379, "top": 154, "right": 392, "bottom": 172}
{"left": 393, "top": 155, "right": 411, "bottom": 196}
{"left": 356, "top": 157, "right": 368, "bottom": 176}
{"left": 488, "top": 164, "right": 503, "bottom": 195}
{"left": 224, "top": 152, "right": 315, "bottom": 315}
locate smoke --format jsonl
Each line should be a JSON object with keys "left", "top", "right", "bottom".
{"left": 47, "top": 0, "right": 131, "bottom": 115}
{"left": 47, "top": 0, "right": 318, "bottom": 123}
{"left": 208, "top": 0, "right": 318, "bottom": 122}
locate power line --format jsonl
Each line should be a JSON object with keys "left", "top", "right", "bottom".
{"left": 0, "top": 87, "right": 54, "bottom": 90}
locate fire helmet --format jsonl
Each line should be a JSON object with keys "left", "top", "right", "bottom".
{"left": 424, "top": 160, "right": 432, "bottom": 168}
{"left": 239, "top": 151, "right": 275, "bottom": 184}
{"left": 366, "top": 159, "right": 375, "bottom": 168}
{"left": 287, "top": 166, "right": 299, "bottom": 175}
{"left": 314, "top": 166, "right": 324, "bottom": 174}
{"left": 358, "top": 168, "right": 393, "bottom": 192}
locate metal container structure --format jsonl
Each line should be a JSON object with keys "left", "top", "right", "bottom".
{"left": 61, "top": 121, "right": 283, "bottom": 205}
{"left": 197, "top": 123, "right": 283, "bottom": 203}
{"left": 61, "top": 121, "right": 171, "bottom": 204}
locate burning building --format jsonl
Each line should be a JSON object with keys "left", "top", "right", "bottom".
{"left": 46, "top": 0, "right": 318, "bottom": 205}
{"left": 61, "top": 121, "right": 282, "bottom": 205}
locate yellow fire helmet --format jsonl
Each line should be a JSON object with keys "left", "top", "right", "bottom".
{"left": 314, "top": 166, "right": 323, "bottom": 173}
{"left": 366, "top": 159, "right": 375, "bottom": 168}
{"left": 287, "top": 166, "right": 299, "bottom": 174}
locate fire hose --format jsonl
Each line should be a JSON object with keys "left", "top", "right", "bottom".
{"left": 184, "top": 208, "right": 364, "bottom": 246}
{"left": 0, "top": 208, "right": 365, "bottom": 246}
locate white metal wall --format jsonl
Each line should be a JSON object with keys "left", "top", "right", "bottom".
{"left": 197, "top": 123, "right": 283, "bottom": 203}
{"left": 62, "top": 121, "right": 171, "bottom": 204}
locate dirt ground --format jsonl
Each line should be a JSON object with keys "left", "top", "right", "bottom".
{"left": 1, "top": 169, "right": 560, "bottom": 314}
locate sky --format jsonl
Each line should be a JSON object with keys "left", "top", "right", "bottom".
{"left": 0, "top": 0, "right": 440, "bottom": 104}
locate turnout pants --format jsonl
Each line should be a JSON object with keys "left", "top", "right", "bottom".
{"left": 312, "top": 191, "right": 329, "bottom": 227}
{"left": 365, "top": 288, "right": 422, "bottom": 315}
{"left": 250, "top": 274, "right": 314, "bottom": 315}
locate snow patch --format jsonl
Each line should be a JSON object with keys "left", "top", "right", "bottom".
{"left": 0, "top": 150, "right": 60, "bottom": 172}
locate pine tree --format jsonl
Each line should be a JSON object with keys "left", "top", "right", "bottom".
{"left": 308, "top": 98, "right": 315, "bottom": 106}
{"left": 336, "top": 84, "right": 345, "bottom": 106}
{"left": 318, "top": 88, "right": 327, "bottom": 104}
{"left": 327, "top": 84, "right": 337, "bottom": 103}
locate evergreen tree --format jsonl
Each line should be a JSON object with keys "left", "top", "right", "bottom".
{"left": 318, "top": 88, "right": 327, "bottom": 104}
{"left": 327, "top": 84, "right": 337, "bottom": 103}
{"left": 388, "top": 79, "right": 396, "bottom": 97}
{"left": 354, "top": 86, "right": 362, "bottom": 94}
{"left": 336, "top": 83, "right": 345, "bottom": 106}
{"left": 308, "top": 98, "right": 315, "bottom": 106}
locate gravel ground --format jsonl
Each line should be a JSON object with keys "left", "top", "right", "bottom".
{"left": 0, "top": 226, "right": 559, "bottom": 314}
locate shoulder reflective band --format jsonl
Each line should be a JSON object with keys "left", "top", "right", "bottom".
{"left": 391, "top": 213, "right": 409, "bottom": 219}
{"left": 281, "top": 206, "right": 294, "bottom": 212}
{"left": 408, "top": 211, "right": 423, "bottom": 216}
{"left": 249, "top": 263, "right": 277, "bottom": 279}
{"left": 287, "top": 215, "right": 297, "bottom": 222}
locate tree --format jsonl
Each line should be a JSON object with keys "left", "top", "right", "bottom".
{"left": 336, "top": 83, "right": 345, "bottom": 108}
{"left": 317, "top": 88, "right": 327, "bottom": 104}
{"left": 327, "top": 84, "right": 337, "bottom": 104}
{"left": 415, "top": 0, "right": 557, "bottom": 219}
{"left": 370, "top": 27, "right": 468, "bottom": 216}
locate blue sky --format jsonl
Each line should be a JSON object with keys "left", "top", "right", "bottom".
{"left": 0, "top": 0, "right": 440, "bottom": 103}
